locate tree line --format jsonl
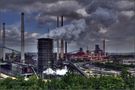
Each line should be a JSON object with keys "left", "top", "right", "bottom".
{"left": 0, "top": 71, "right": 135, "bottom": 90}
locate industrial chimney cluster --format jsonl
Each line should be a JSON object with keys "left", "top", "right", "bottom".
{"left": 0, "top": 13, "right": 69, "bottom": 76}
{"left": 0, "top": 12, "right": 108, "bottom": 77}
{"left": 37, "top": 16, "right": 69, "bottom": 75}
{"left": 0, "top": 12, "right": 25, "bottom": 64}
{"left": 56, "top": 16, "right": 68, "bottom": 60}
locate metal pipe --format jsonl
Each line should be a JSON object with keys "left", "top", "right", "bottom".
{"left": 21, "top": 12, "right": 25, "bottom": 64}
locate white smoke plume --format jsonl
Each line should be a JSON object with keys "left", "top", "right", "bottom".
{"left": 42, "top": 19, "right": 86, "bottom": 41}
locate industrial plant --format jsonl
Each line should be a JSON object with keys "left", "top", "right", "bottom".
{"left": 0, "top": 12, "right": 135, "bottom": 80}
{"left": 0, "top": 0, "right": 135, "bottom": 89}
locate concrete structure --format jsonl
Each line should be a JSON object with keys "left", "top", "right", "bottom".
{"left": 103, "top": 39, "right": 106, "bottom": 54}
{"left": 2, "top": 23, "right": 5, "bottom": 61}
{"left": 60, "top": 39, "right": 64, "bottom": 59}
{"left": 57, "top": 40, "right": 60, "bottom": 60}
{"left": 56, "top": 16, "right": 60, "bottom": 60}
{"left": 65, "top": 41, "right": 68, "bottom": 60}
{"left": 21, "top": 12, "right": 25, "bottom": 64}
{"left": 38, "top": 38, "right": 53, "bottom": 74}
{"left": 122, "top": 58, "right": 135, "bottom": 65}
{"left": 60, "top": 16, "right": 64, "bottom": 60}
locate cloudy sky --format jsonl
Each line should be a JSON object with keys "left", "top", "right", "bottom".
{"left": 0, "top": 0, "right": 135, "bottom": 53}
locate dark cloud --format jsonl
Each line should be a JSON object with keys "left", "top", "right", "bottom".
{"left": 0, "top": 0, "right": 135, "bottom": 52}
{"left": 0, "top": 24, "right": 40, "bottom": 52}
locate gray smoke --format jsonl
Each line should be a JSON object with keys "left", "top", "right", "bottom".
{"left": 0, "top": 0, "right": 135, "bottom": 52}
{"left": 46, "top": 19, "right": 86, "bottom": 41}
{"left": 43, "top": 0, "right": 135, "bottom": 52}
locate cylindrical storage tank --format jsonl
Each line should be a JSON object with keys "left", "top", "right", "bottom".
{"left": 38, "top": 38, "right": 53, "bottom": 74}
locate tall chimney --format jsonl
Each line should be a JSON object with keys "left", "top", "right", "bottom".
{"left": 65, "top": 41, "right": 67, "bottom": 60}
{"left": 2, "top": 23, "right": 5, "bottom": 61}
{"left": 61, "top": 16, "right": 64, "bottom": 26}
{"left": 56, "top": 16, "right": 60, "bottom": 60}
{"left": 103, "top": 39, "right": 105, "bottom": 54}
{"left": 57, "top": 16, "right": 59, "bottom": 27}
{"left": 60, "top": 16, "right": 64, "bottom": 59}
{"left": 0, "top": 24, "right": 1, "bottom": 59}
{"left": 60, "top": 39, "right": 64, "bottom": 59}
{"left": 47, "top": 28, "right": 50, "bottom": 38}
{"left": 21, "top": 12, "right": 25, "bottom": 64}
{"left": 57, "top": 40, "right": 60, "bottom": 60}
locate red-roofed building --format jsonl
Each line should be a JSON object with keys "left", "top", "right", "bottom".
{"left": 70, "top": 47, "right": 108, "bottom": 62}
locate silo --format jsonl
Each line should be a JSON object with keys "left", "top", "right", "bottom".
{"left": 38, "top": 38, "right": 53, "bottom": 74}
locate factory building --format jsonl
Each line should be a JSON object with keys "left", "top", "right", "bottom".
{"left": 38, "top": 38, "right": 54, "bottom": 74}
{"left": 121, "top": 58, "right": 135, "bottom": 65}
{"left": 94, "top": 44, "right": 103, "bottom": 54}
{"left": 70, "top": 45, "right": 108, "bottom": 62}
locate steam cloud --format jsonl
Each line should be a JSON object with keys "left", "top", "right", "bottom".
{"left": 42, "top": 19, "right": 86, "bottom": 41}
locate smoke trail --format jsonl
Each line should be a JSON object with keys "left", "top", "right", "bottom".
{"left": 43, "top": 19, "right": 86, "bottom": 41}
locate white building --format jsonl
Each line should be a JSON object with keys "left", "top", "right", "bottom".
{"left": 122, "top": 58, "right": 135, "bottom": 65}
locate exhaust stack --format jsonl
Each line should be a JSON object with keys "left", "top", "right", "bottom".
{"left": 2, "top": 23, "right": 5, "bottom": 61}
{"left": 60, "top": 16, "right": 64, "bottom": 60}
{"left": 57, "top": 16, "right": 60, "bottom": 27}
{"left": 65, "top": 41, "right": 68, "bottom": 60}
{"left": 57, "top": 16, "right": 60, "bottom": 60}
{"left": 60, "top": 39, "right": 64, "bottom": 59}
{"left": 103, "top": 39, "right": 106, "bottom": 55}
{"left": 21, "top": 12, "right": 25, "bottom": 64}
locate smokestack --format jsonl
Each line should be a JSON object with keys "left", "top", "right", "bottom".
{"left": 57, "top": 16, "right": 60, "bottom": 60}
{"left": 57, "top": 16, "right": 59, "bottom": 27}
{"left": 60, "top": 16, "right": 64, "bottom": 59}
{"left": 61, "top": 16, "right": 64, "bottom": 26}
{"left": 65, "top": 41, "right": 67, "bottom": 60}
{"left": 57, "top": 40, "right": 60, "bottom": 60}
{"left": 103, "top": 39, "right": 106, "bottom": 54}
{"left": 47, "top": 28, "right": 50, "bottom": 38}
{"left": 2, "top": 23, "right": 5, "bottom": 61}
{"left": 60, "top": 39, "right": 64, "bottom": 59}
{"left": 0, "top": 24, "right": 1, "bottom": 59}
{"left": 21, "top": 12, "right": 25, "bottom": 64}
